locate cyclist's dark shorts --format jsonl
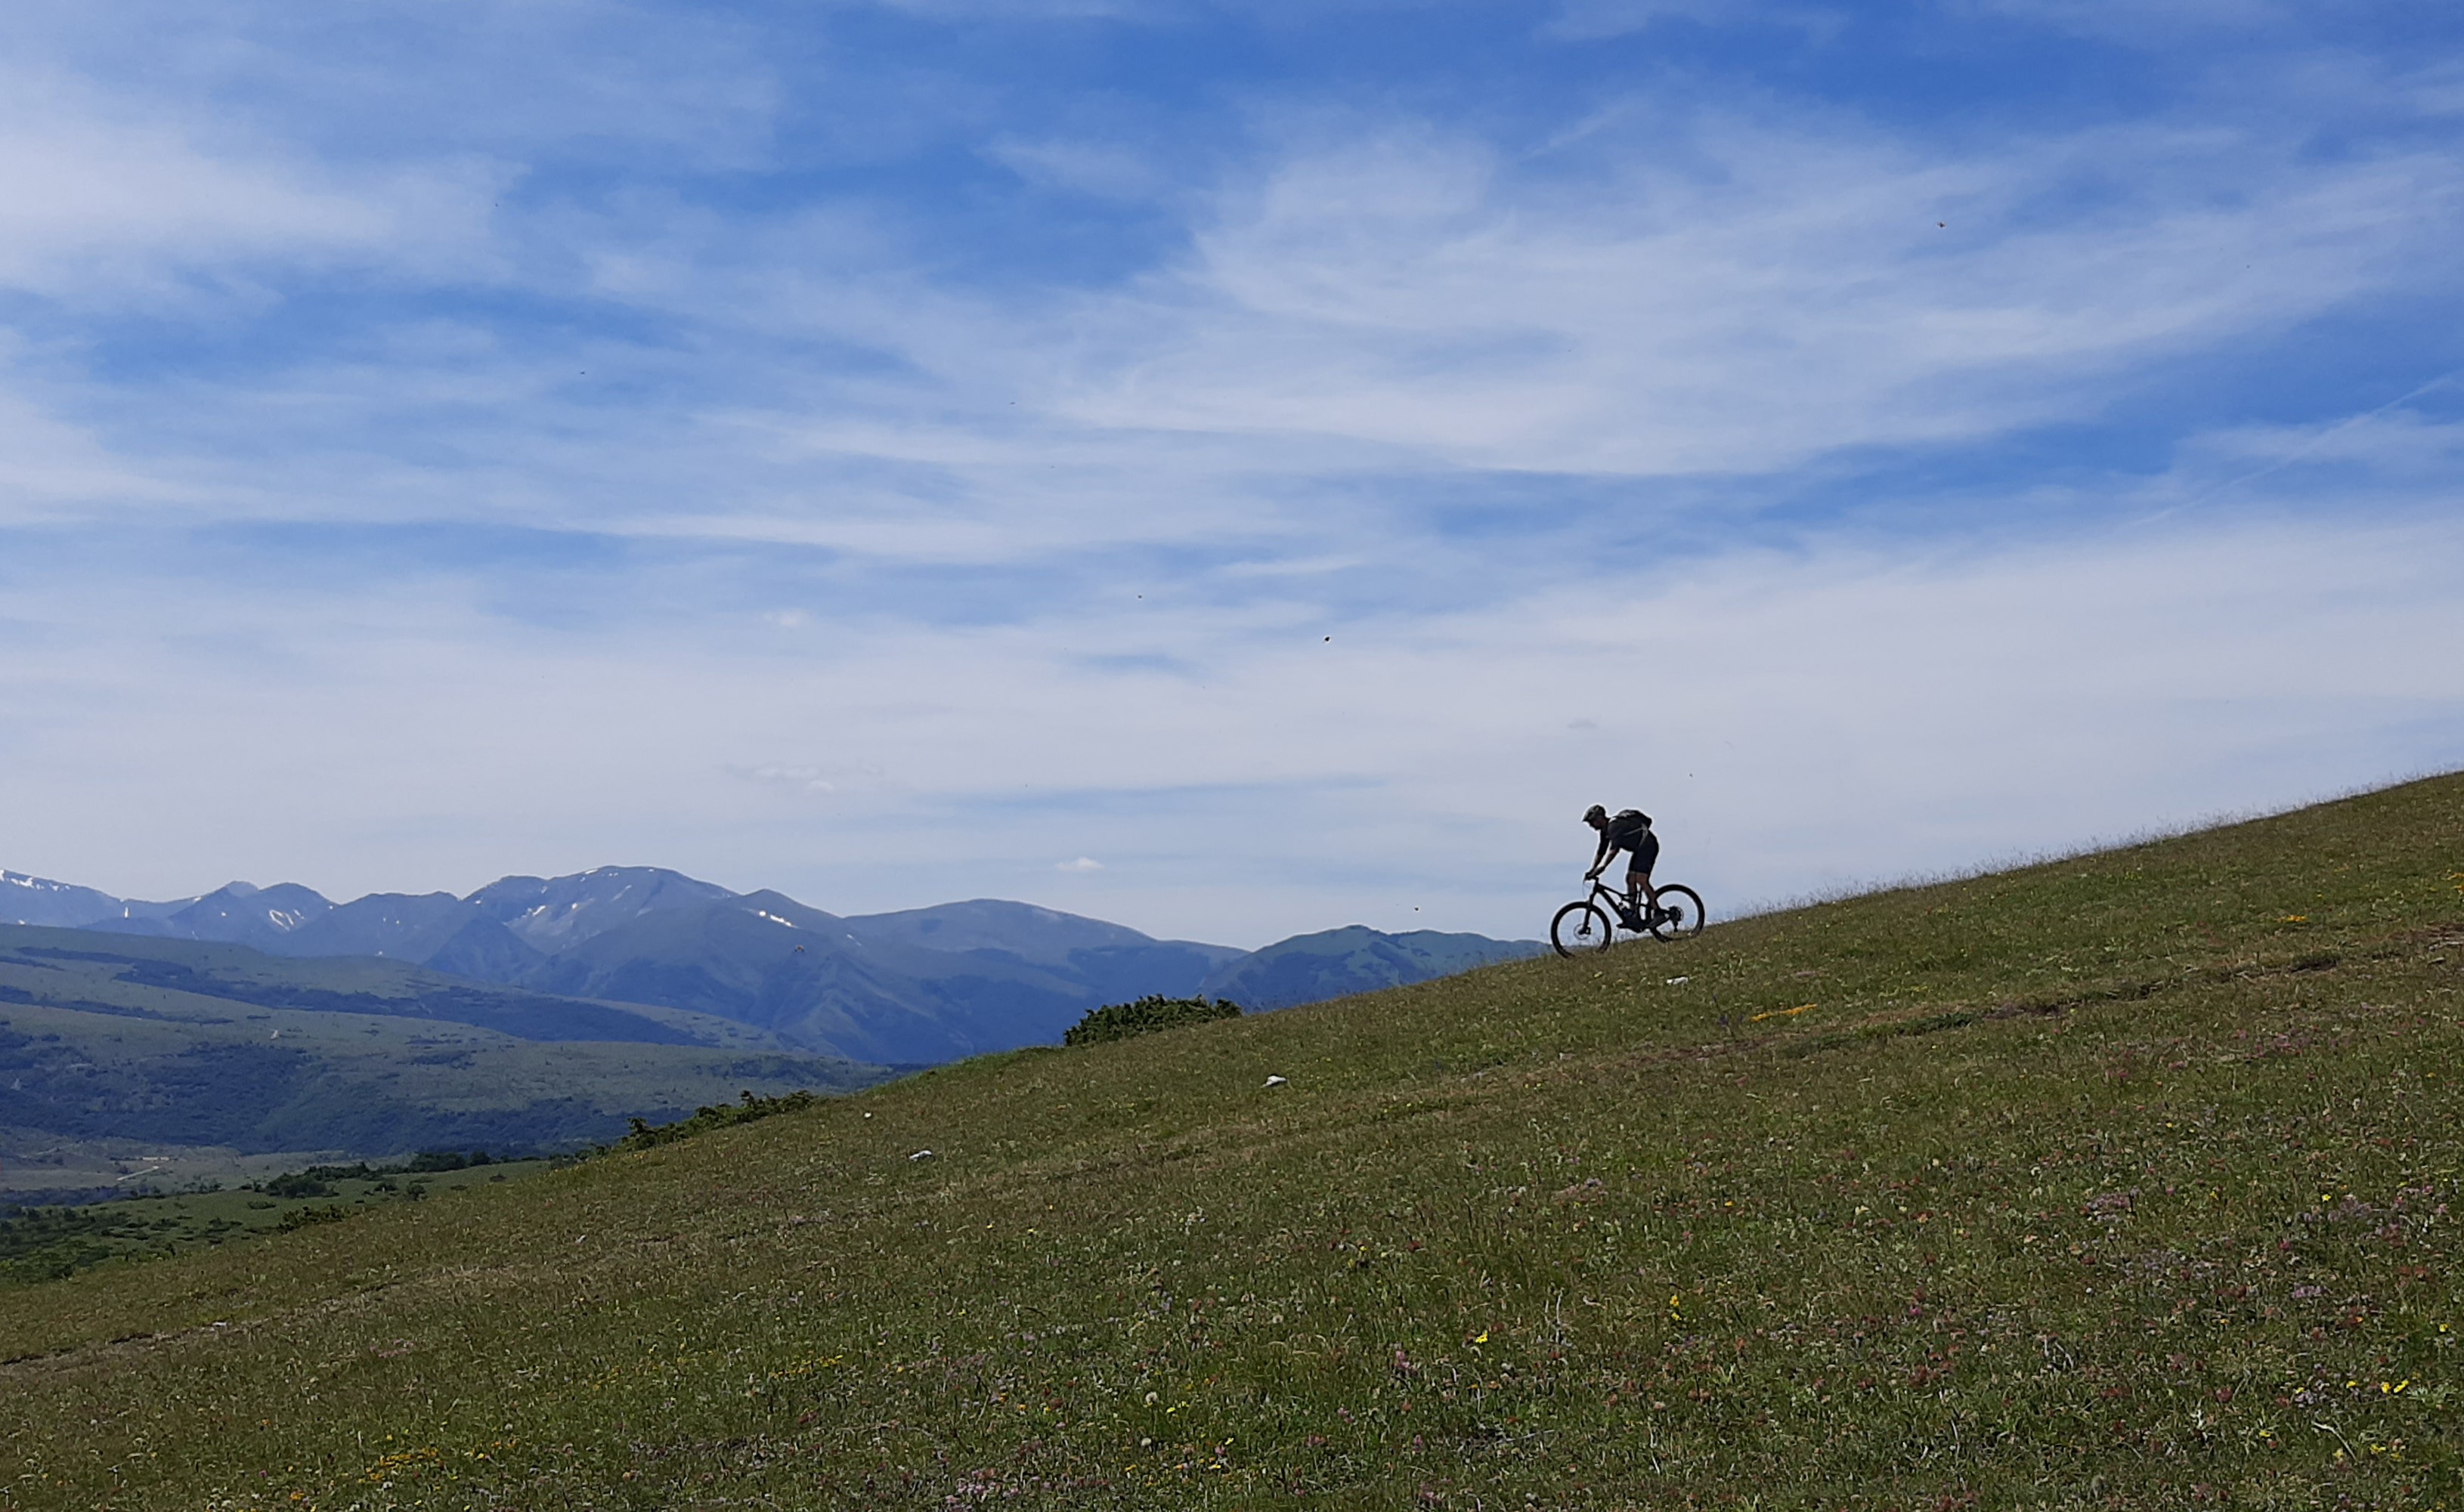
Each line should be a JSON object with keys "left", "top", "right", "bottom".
{"left": 1625, "top": 833, "right": 1661, "bottom": 874}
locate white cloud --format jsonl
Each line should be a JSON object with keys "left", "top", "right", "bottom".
{"left": 1540, "top": 0, "right": 1819, "bottom": 42}
{"left": 0, "top": 65, "right": 498, "bottom": 303}
{"left": 853, "top": 0, "right": 1171, "bottom": 17}
{"left": 2176, "top": 396, "right": 2464, "bottom": 481}
{"left": 2415, "top": 60, "right": 2464, "bottom": 116}
{"left": 986, "top": 137, "right": 1171, "bottom": 199}
{"left": 1056, "top": 856, "right": 1104, "bottom": 872}
{"left": 9, "top": 0, "right": 786, "bottom": 171}
{"left": 1027, "top": 116, "right": 2460, "bottom": 478}
{"left": 735, "top": 765, "right": 840, "bottom": 794}
{"left": 19, "top": 73, "right": 2437, "bottom": 575}
{"left": 283, "top": 97, "right": 2452, "bottom": 596}
{"left": 0, "top": 380, "right": 189, "bottom": 519}
{"left": 1955, "top": 0, "right": 2292, "bottom": 45}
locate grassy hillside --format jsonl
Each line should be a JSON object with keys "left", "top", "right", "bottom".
{"left": 2, "top": 775, "right": 2460, "bottom": 1509}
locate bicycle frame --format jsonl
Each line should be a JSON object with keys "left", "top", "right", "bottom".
{"left": 1588, "top": 877, "right": 1655, "bottom": 925}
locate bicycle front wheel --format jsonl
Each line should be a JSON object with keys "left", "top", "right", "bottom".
{"left": 1649, "top": 884, "right": 1707, "bottom": 942}
{"left": 1552, "top": 899, "right": 1617, "bottom": 957}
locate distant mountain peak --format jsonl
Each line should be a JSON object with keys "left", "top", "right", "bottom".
{"left": 466, "top": 866, "right": 741, "bottom": 951}
{"left": 0, "top": 870, "right": 129, "bottom": 930}
{"left": 157, "top": 882, "right": 336, "bottom": 946}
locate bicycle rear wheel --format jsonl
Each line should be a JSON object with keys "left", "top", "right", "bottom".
{"left": 1649, "top": 884, "right": 1706, "bottom": 942}
{"left": 1552, "top": 899, "right": 1617, "bottom": 957}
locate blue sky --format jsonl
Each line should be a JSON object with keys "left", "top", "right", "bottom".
{"left": 2, "top": 0, "right": 2460, "bottom": 946}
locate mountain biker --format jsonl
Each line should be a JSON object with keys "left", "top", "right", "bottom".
{"left": 1582, "top": 804, "right": 1660, "bottom": 923}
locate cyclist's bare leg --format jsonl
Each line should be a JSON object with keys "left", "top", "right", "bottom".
{"left": 1626, "top": 865, "right": 1655, "bottom": 917}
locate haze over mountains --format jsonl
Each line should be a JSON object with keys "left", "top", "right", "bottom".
{"left": 2, "top": 867, "right": 1541, "bottom": 1066}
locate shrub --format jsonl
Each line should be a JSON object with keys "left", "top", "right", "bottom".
{"left": 296, "top": 1163, "right": 378, "bottom": 1183}
{"left": 0, "top": 1205, "right": 122, "bottom": 1284}
{"left": 1063, "top": 994, "right": 1242, "bottom": 1047}
{"left": 615, "top": 1090, "right": 819, "bottom": 1152}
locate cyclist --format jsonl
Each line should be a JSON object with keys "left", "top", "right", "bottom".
{"left": 1582, "top": 803, "right": 1660, "bottom": 926}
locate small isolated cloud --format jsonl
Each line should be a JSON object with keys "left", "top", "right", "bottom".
{"left": 736, "top": 764, "right": 837, "bottom": 793}
{"left": 1055, "top": 856, "right": 1104, "bottom": 872}
{"left": 986, "top": 137, "right": 1167, "bottom": 200}
{"left": 1541, "top": 0, "right": 1729, "bottom": 42}
{"left": 0, "top": 64, "right": 497, "bottom": 304}
{"left": 763, "top": 609, "right": 811, "bottom": 629}
{"left": 1956, "top": 0, "right": 2291, "bottom": 45}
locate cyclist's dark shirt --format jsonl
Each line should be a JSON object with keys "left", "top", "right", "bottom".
{"left": 1593, "top": 809, "right": 1653, "bottom": 869}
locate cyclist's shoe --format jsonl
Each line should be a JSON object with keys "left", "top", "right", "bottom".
{"left": 1616, "top": 908, "right": 1645, "bottom": 932}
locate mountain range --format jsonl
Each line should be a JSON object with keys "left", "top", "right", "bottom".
{"left": 1, "top": 867, "right": 1541, "bottom": 1066}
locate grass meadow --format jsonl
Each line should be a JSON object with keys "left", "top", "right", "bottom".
{"left": 0, "top": 1160, "right": 554, "bottom": 1285}
{"left": 3, "top": 775, "right": 2461, "bottom": 1510}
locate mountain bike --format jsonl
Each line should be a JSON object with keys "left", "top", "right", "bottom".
{"left": 1550, "top": 877, "right": 1706, "bottom": 957}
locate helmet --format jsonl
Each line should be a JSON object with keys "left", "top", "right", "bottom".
{"left": 1583, "top": 804, "right": 1608, "bottom": 824}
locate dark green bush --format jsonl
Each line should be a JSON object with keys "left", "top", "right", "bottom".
{"left": 615, "top": 1090, "right": 818, "bottom": 1152}
{"left": 295, "top": 1163, "right": 379, "bottom": 1183}
{"left": 1063, "top": 994, "right": 1242, "bottom": 1047}
{"left": 0, "top": 1205, "right": 122, "bottom": 1284}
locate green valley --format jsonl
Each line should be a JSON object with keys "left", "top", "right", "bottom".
{"left": 0, "top": 929, "right": 893, "bottom": 1197}
{"left": 1, "top": 775, "right": 2459, "bottom": 1508}
{"left": 0, "top": 1155, "right": 554, "bottom": 1285}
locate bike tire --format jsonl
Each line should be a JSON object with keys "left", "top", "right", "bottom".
{"left": 1649, "top": 884, "right": 1707, "bottom": 942}
{"left": 1552, "top": 899, "right": 1617, "bottom": 957}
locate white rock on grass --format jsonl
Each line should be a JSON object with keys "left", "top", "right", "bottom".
{"left": 909, "top": 1149, "right": 935, "bottom": 1161}
{"left": 1264, "top": 1075, "right": 1288, "bottom": 1088}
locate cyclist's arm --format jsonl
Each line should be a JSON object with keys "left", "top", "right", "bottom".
{"left": 1584, "top": 834, "right": 1614, "bottom": 877}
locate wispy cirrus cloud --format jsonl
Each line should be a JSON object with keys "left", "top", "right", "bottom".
{"left": 0, "top": 65, "right": 500, "bottom": 304}
{"left": 1957, "top": 0, "right": 2292, "bottom": 45}
{"left": 1030, "top": 116, "right": 2459, "bottom": 478}
{"left": 1540, "top": 0, "right": 1819, "bottom": 42}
